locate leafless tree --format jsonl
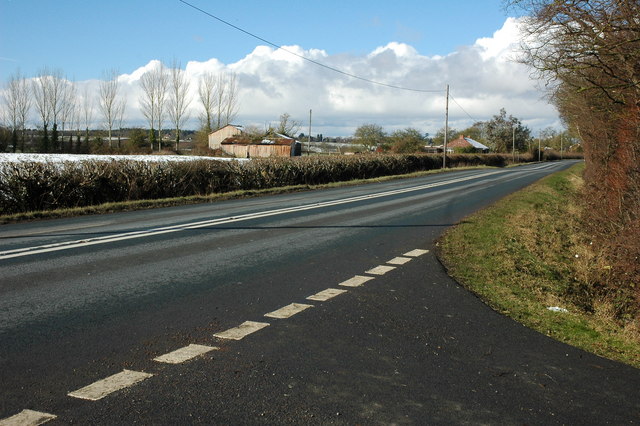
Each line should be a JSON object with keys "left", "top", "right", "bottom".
{"left": 60, "top": 80, "right": 76, "bottom": 151}
{"left": 198, "top": 71, "right": 217, "bottom": 133}
{"left": 115, "top": 98, "right": 126, "bottom": 149}
{"left": 198, "top": 71, "right": 239, "bottom": 134}
{"left": 168, "top": 60, "right": 192, "bottom": 151}
{"left": 275, "top": 112, "right": 300, "bottom": 137}
{"left": 32, "top": 68, "right": 55, "bottom": 151}
{"left": 223, "top": 72, "right": 239, "bottom": 127}
{"left": 81, "top": 86, "right": 94, "bottom": 150}
{"left": 140, "top": 62, "right": 169, "bottom": 150}
{"left": 3, "top": 69, "right": 31, "bottom": 152}
{"left": 99, "top": 69, "right": 121, "bottom": 149}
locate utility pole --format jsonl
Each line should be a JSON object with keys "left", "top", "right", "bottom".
{"left": 538, "top": 132, "right": 541, "bottom": 162}
{"left": 512, "top": 125, "right": 516, "bottom": 163}
{"left": 443, "top": 84, "right": 449, "bottom": 169}
{"left": 308, "top": 109, "right": 312, "bottom": 156}
{"left": 560, "top": 133, "right": 563, "bottom": 159}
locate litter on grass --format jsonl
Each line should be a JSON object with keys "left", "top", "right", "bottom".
{"left": 547, "top": 306, "right": 569, "bottom": 313}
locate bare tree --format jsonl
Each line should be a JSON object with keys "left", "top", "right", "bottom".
{"left": 3, "top": 70, "right": 31, "bottom": 152}
{"left": 115, "top": 98, "right": 126, "bottom": 149}
{"left": 168, "top": 60, "right": 191, "bottom": 151}
{"left": 32, "top": 68, "right": 54, "bottom": 151}
{"left": 275, "top": 112, "right": 300, "bottom": 137}
{"left": 156, "top": 63, "right": 169, "bottom": 151}
{"left": 223, "top": 72, "right": 239, "bottom": 127}
{"left": 81, "top": 86, "right": 94, "bottom": 151}
{"left": 139, "top": 62, "right": 168, "bottom": 151}
{"left": 198, "top": 71, "right": 217, "bottom": 133}
{"left": 99, "top": 69, "right": 121, "bottom": 149}
{"left": 59, "top": 80, "right": 76, "bottom": 152}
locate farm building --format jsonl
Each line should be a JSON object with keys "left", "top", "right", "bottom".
{"left": 208, "top": 125, "right": 245, "bottom": 150}
{"left": 209, "top": 125, "right": 301, "bottom": 158}
{"left": 221, "top": 135, "right": 301, "bottom": 158}
{"left": 446, "top": 135, "right": 490, "bottom": 153}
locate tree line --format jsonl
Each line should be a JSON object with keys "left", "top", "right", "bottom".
{"left": 351, "top": 107, "right": 578, "bottom": 154}
{"left": 1, "top": 61, "right": 239, "bottom": 153}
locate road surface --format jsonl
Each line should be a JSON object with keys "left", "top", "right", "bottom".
{"left": 1, "top": 161, "right": 639, "bottom": 424}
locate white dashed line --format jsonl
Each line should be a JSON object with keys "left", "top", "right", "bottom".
{"left": 153, "top": 344, "right": 219, "bottom": 364}
{"left": 339, "top": 275, "right": 375, "bottom": 287}
{"left": 404, "top": 249, "right": 429, "bottom": 257}
{"left": 0, "top": 409, "right": 56, "bottom": 426}
{"left": 387, "top": 256, "right": 412, "bottom": 265}
{"left": 265, "top": 303, "right": 313, "bottom": 319}
{"left": 307, "top": 288, "right": 348, "bottom": 301}
{"left": 213, "top": 321, "right": 270, "bottom": 340}
{"left": 365, "top": 265, "right": 396, "bottom": 275}
{"left": 68, "top": 370, "right": 153, "bottom": 401}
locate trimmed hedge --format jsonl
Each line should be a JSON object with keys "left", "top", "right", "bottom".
{"left": 0, "top": 153, "right": 551, "bottom": 214}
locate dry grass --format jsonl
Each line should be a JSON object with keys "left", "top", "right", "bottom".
{"left": 437, "top": 163, "right": 640, "bottom": 368}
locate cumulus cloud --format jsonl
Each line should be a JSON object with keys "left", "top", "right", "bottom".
{"left": 51, "top": 18, "right": 561, "bottom": 137}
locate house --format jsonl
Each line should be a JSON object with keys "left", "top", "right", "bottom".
{"left": 446, "top": 135, "right": 490, "bottom": 153}
{"left": 208, "top": 124, "right": 244, "bottom": 150}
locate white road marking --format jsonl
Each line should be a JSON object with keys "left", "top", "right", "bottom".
{"left": 0, "top": 409, "right": 56, "bottom": 426}
{"left": 265, "top": 303, "right": 313, "bottom": 319}
{"left": 68, "top": 369, "right": 153, "bottom": 401}
{"left": 307, "top": 288, "right": 347, "bottom": 301}
{"left": 339, "top": 275, "right": 375, "bottom": 287}
{"left": 0, "top": 171, "right": 507, "bottom": 260}
{"left": 213, "top": 321, "right": 270, "bottom": 340}
{"left": 153, "top": 344, "right": 218, "bottom": 364}
{"left": 365, "top": 265, "right": 396, "bottom": 275}
{"left": 387, "top": 256, "right": 412, "bottom": 265}
{"left": 404, "top": 249, "right": 429, "bottom": 257}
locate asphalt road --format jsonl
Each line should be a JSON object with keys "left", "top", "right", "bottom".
{"left": 1, "top": 161, "right": 639, "bottom": 425}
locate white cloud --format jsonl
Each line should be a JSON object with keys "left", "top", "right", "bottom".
{"left": 24, "top": 18, "right": 559, "bottom": 136}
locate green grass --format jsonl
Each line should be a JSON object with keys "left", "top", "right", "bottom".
{"left": 437, "top": 163, "right": 640, "bottom": 368}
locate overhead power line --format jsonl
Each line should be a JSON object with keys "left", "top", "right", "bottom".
{"left": 449, "top": 93, "right": 481, "bottom": 123}
{"left": 179, "top": 0, "right": 444, "bottom": 94}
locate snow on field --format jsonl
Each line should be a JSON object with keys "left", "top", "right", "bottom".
{"left": 0, "top": 153, "right": 248, "bottom": 164}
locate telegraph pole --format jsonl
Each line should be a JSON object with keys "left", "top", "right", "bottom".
{"left": 308, "top": 109, "right": 312, "bottom": 156}
{"left": 443, "top": 84, "right": 449, "bottom": 169}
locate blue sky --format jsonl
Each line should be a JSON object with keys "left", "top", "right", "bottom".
{"left": 1, "top": 0, "right": 559, "bottom": 136}
{"left": 1, "top": 0, "right": 513, "bottom": 81}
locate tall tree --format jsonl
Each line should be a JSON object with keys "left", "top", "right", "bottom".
{"left": 198, "top": 71, "right": 216, "bottom": 134}
{"left": 99, "top": 69, "right": 120, "bottom": 149}
{"left": 59, "top": 80, "right": 76, "bottom": 152}
{"left": 32, "top": 68, "right": 53, "bottom": 152}
{"left": 168, "top": 60, "right": 192, "bottom": 151}
{"left": 3, "top": 70, "right": 31, "bottom": 152}
{"left": 390, "top": 128, "right": 425, "bottom": 153}
{"left": 484, "top": 108, "right": 530, "bottom": 153}
{"left": 139, "top": 62, "right": 168, "bottom": 151}
{"left": 81, "top": 86, "right": 94, "bottom": 152}
{"left": 353, "top": 123, "right": 386, "bottom": 151}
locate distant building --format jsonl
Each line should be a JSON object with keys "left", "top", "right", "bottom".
{"left": 208, "top": 125, "right": 244, "bottom": 150}
{"left": 446, "top": 135, "right": 490, "bottom": 153}
{"left": 209, "top": 125, "right": 301, "bottom": 158}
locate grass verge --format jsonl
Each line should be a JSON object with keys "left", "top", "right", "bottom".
{"left": 437, "top": 163, "right": 640, "bottom": 368}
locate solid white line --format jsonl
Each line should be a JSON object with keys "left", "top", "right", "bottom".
{"left": 365, "top": 265, "right": 396, "bottom": 275}
{"left": 307, "top": 288, "right": 347, "bottom": 301}
{"left": 387, "top": 256, "right": 412, "bottom": 265}
{"left": 153, "top": 344, "right": 218, "bottom": 364}
{"left": 338, "top": 275, "right": 375, "bottom": 287}
{"left": 404, "top": 249, "right": 429, "bottom": 257}
{"left": 0, "top": 171, "right": 507, "bottom": 260}
{"left": 213, "top": 321, "right": 270, "bottom": 340}
{"left": 265, "top": 303, "right": 313, "bottom": 319}
{"left": 68, "top": 369, "right": 153, "bottom": 401}
{"left": 0, "top": 409, "right": 56, "bottom": 426}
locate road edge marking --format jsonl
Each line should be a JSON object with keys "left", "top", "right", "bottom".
{"left": 0, "top": 409, "right": 56, "bottom": 426}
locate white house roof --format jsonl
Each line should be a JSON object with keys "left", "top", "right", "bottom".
{"left": 464, "top": 137, "right": 489, "bottom": 150}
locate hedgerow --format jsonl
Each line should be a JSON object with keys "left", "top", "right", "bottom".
{"left": 0, "top": 153, "right": 570, "bottom": 214}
